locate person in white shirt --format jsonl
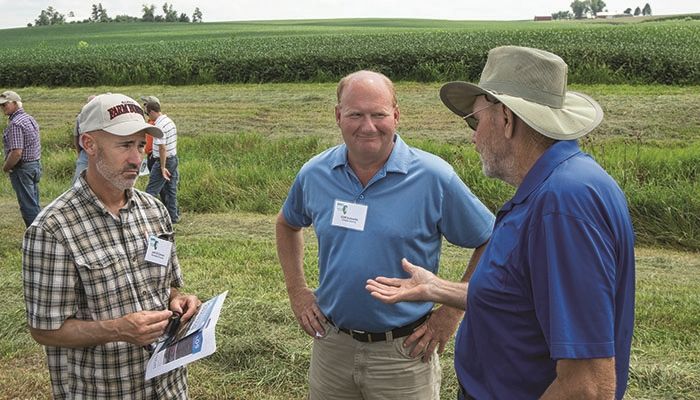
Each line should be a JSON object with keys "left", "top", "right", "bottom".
{"left": 145, "top": 101, "right": 179, "bottom": 223}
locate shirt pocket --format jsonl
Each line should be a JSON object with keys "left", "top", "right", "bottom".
{"left": 75, "top": 252, "right": 141, "bottom": 319}
{"left": 482, "top": 218, "right": 522, "bottom": 290}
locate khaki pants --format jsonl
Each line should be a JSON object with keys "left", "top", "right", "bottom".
{"left": 309, "top": 322, "right": 441, "bottom": 400}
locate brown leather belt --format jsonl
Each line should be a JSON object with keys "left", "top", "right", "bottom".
{"left": 333, "top": 313, "right": 430, "bottom": 343}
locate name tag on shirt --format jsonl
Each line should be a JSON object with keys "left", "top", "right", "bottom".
{"left": 145, "top": 234, "right": 172, "bottom": 266}
{"left": 331, "top": 200, "right": 368, "bottom": 231}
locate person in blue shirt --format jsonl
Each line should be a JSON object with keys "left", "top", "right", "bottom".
{"left": 276, "top": 70, "right": 495, "bottom": 400}
{"left": 71, "top": 95, "right": 96, "bottom": 185}
{"left": 366, "top": 46, "right": 636, "bottom": 400}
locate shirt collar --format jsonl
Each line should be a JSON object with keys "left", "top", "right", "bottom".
{"left": 509, "top": 140, "right": 581, "bottom": 206}
{"left": 75, "top": 173, "right": 138, "bottom": 216}
{"left": 328, "top": 133, "right": 410, "bottom": 175}
{"left": 8, "top": 108, "right": 25, "bottom": 121}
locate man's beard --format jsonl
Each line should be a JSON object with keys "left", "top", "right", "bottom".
{"left": 95, "top": 148, "right": 139, "bottom": 191}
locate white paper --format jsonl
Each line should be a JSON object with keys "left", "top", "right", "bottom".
{"left": 145, "top": 291, "right": 228, "bottom": 380}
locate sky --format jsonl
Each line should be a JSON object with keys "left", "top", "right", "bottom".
{"left": 0, "top": 0, "right": 697, "bottom": 29}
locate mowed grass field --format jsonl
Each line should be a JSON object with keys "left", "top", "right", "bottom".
{"left": 1, "top": 18, "right": 699, "bottom": 399}
{"left": 0, "top": 81, "right": 698, "bottom": 399}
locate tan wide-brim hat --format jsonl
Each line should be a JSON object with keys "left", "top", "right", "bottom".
{"left": 440, "top": 46, "right": 603, "bottom": 140}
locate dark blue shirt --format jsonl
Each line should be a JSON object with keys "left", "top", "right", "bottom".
{"left": 455, "top": 140, "right": 635, "bottom": 399}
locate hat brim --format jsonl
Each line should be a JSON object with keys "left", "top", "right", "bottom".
{"left": 440, "top": 81, "right": 603, "bottom": 140}
{"left": 103, "top": 120, "right": 163, "bottom": 138}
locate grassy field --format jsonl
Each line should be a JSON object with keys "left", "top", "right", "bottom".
{"left": 1, "top": 82, "right": 698, "bottom": 249}
{"left": 1, "top": 201, "right": 699, "bottom": 399}
{"left": 1, "top": 16, "right": 699, "bottom": 399}
{"left": 0, "top": 81, "right": 698, "bottom": 398}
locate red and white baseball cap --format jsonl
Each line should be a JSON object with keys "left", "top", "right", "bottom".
{"left": 78, "top": 93, "right": 163, "bottom": 138}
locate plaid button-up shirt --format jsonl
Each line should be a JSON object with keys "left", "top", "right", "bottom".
{"left": 3, "top": 108, "right": 41, "bottom": 161}
{"left": 23, "top": 176, "right": 188, "bottom": 399}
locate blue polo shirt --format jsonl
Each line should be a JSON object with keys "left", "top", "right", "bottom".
{"left": 455, "top": 140, "right": 635, "bottom": 399}
{"left": 282, "top": 134, "right": 495, "bottom": 332}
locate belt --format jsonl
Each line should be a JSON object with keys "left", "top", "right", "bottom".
{"left": 13, "top": 159, "right": 40, "bottom": 167}
{"left": 333, "top": 313, "right": 429, "bottom": 343}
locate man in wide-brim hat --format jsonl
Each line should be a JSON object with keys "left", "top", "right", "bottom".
{"left": 366, "top": 46, "right": 636, "bottom": 400}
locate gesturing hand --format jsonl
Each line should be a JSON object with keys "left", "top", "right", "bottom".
{"left": 365, "top": 258, "right": 437, "bottom": 304}
{"left": 289, "top": 287, "right": 327, "bottom": 338}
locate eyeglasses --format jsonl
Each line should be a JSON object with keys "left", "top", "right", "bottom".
{"left": 462, "top": 97, "right": 501, "bottom": 131}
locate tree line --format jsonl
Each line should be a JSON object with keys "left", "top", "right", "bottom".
{"left": 551, "top": 1, "right": 652, "bottom": 20}
{"left": 30, "top": 3, "right": 203, "bottom": 27}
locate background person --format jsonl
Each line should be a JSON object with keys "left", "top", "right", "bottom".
{"left": 1, "top": 90, "right": 41, "bottom": 227}
{"left": 145, "top": 100, "right": 180, "bottom": 224}
{"left": 276, "top": 70, "right": 495, "bottom": 399}
{"left": 140, "top": 95, "right": 160, "bottom": 171}
{"left": 71, "top": 94, "right": 96, "bottom": 185}
{"left": 366, "top": 46, "right": 636, "bottom": 400}
{"left": 22, "top": 93, "right": 200, "bottom": 399}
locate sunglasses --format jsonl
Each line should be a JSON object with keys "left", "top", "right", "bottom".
{"left": 462, "top": 95, "right": 501, "bottom": 131}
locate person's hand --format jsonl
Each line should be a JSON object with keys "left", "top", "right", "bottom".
{"left": 161, "top": 166, "right": 172, "bottom": 181}
{"left": 116, "top": 310, "right": 173, "bottom": 346}
{"left": 403, "top": 305, "right": 464, "bottom": 362}
{"left": 366, "top": 258, "right": 437, "bottom": 303}
{"left": 289, "top": 287, "right": 327, "bottom": 338}
{"left": 170, "top": 293, "right": 202, "bottom": 323}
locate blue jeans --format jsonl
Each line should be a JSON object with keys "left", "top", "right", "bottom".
{"left": 72, "top": 150, "right": 88, "bottom": 185}
{"left": 146, "top": 155, "right": 179, "bottom": 223}
{"left": 10, "top": 160, "right": 42, "bottom": 227}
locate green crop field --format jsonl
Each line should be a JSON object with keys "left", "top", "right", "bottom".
{"left": 1, "top": 17, "right": 700, "bottom": 86}
{"left": 1, "top": 18, "right": 699, "bottom": 399}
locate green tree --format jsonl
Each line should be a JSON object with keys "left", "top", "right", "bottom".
{"left": 114, "top": 14, "right": 140, "bottom": 22}
{"left": 35, "top": 10, "right": 51, "bottom": 26}
{"left": 192, "top": 7, "right": 203, "bottom": 23}
{"left": 570, "top": 0, "right": 590, "bottom": 19}
{"left": 642, "top": 3, "right": 652, "bottom": 16}
{"left": 49, "top": 7, "right": 66, "bottom": 25}
{"left": 90, "top": 3, "right": 109, "bottom": 22}
{"left": 163, "top": 2, "right": 178, "bottom": 22}
{"left": 588, "top": 0, "right": 606, "bottom": 16}
{"left": 624, "top": 7, "right": 632, "bottom": 14}
{"left": 98, "top": 4, "right": 110, "bottom": 22}
{"left": 178, "top": 13, "right": 190, "bottom": 22}
{"left": 551, "top": 10, "right": 572, "bottom": 20}
{"left": 142, "top": 4, "right": 155, "bottom": 22}
{"left": 634, "top": 6, "right": 641, "bottom": 16}
{"left": 34, "top": 6, "right": 65, "bottom": 26}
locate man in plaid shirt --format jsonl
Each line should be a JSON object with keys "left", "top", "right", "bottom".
{"left": 22, "top": 93, "right": 200, "bottom": 399}
{"left": 1, "top": 90, "right": 41, "bottom": 227}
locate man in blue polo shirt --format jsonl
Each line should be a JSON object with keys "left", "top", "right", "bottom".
{"left": 276, "top": 70, "right": 495, "bottom": 399}
{"left": 366, "top": 46, "right": 635, "bottom": 399}
{"left": 1, "top": 90, "right": 42, "bottom": 227}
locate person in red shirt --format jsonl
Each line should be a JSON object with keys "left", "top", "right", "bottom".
{"left": 140, "top": 95, "right": 160, "bottom": 171}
